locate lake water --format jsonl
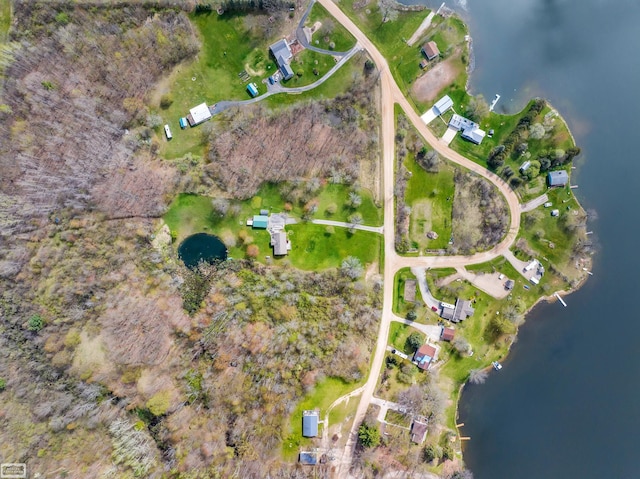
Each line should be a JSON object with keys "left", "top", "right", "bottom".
{"left": 178, "top": 233, "right": 227, "bottom": 269}
{"left": 400, "top": 0, "right": 640, "bottom": 476}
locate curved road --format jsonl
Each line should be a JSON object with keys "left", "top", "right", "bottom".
{"left": 313, "top": 0, "right": 522, "bottom": 475}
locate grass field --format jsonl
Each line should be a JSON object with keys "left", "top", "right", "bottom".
{"left": 307, "top": 2, "right": 356, "bottom": 51}
{"left": 0, "top": 0, "right": 10, "bottom": 42}
{"left": 405, "top": 154, "right": 455, "bottom": 251}
{"left": 283, "top": 376, "right": 363, "bottom": 460}
{"left": 388, "top": 322, "right": 423, "bottom": 355}
{"left": 393, "top": 268, "right": 424, "bottom": 318}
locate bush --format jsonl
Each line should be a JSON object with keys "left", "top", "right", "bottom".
{"left": 146, "top": 391, "right": 171, "bottom": 416}
{"left": 442, "top": 443, "right": 454, "bottom": 460}
{"left": 28, "top": 314, "right": 44, "bottom": 332}
{"left": 423, "top": 443, "right": 441, "bottom": 462}
{"left": 406, "top": 310, "right": 417, "bottom": 321}
{"left": 358, "top": 423, "right": 380, "bottom": 448}
{"left": 160, "top": 94, "right": 173, "bottom": 109}
{"left": 0, "top": 378, "right": 6, "bottom": 392}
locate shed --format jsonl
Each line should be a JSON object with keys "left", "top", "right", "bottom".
{"left": 299, "top": 452, "right": 317, "bottom": 465}
{"left": 404, "top": 279, "right": 417, "bottom": 303}
{"left": 547, "top": 170, "right": 569, "bottom": 187}
{"left": 520, "top": 160, "right": 531, "bottom": 172}
{"left": 410, "top": 420, "right": 428, "bottom": 444}
{"left": 441, "top": 327, "right": 455, "bottom": 342}
{"left": 260, "top": 209, "right": 269, "bottom": 216}
{"left": 504, "top": 279, "right": 515, "bottom": 291}
{"left": 271, "top": 231, "right": 288, "bottom": 256}
{"left": 419, "top": 59, "right": 428, "bottom": 69}
{"left": 189, "top": 103, "right": 212, "bottom": 126}
{"left": 414, "top": 343, "right": 437, "bottom": 370}
{"left": 302, "top": 410, "right": 319, "bottom": 437}
{"left": 247, "top": 83, "right": 259, "bottom": 98}
{"left": 433, "top": 95, "right": 453, "bottom": 116}
{"left": 422, "top": 41, "right": 440, "bottom": 60}
{"left": 252, "top": 215, "right": 269, "bottom": 229}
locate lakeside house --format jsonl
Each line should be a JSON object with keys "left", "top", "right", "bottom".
{"left": 270, "top": 39, "right": 295, "bottom": 81}
{"left": 414, "top": 343, "right": 437, "bottom": 370}
{"left": 410, "top": 420, "right": 428, "bottom": 444}
{"left": 548, "top": 170, "right": 569, "bottom": 187}
{"left": 440, "top": 299, "right": 475, "bottom": 323}
{"left": 449, "top": 114, "right": 486, "bottom": 145}
{"left": 302, "top": 410, "right": 319, "bottom": 437}
{"left": 187, "top": 102, "right": 212, "bottom": 127}
{"left": 421, "top": 41, "right": 440, "bottom": 61}
{"left": 433, "top": 95, "right": 453, "bottom": 116}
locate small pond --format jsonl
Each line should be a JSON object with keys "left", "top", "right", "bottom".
{"left": 178, "top": 233, "right": 227, "bottom": 269}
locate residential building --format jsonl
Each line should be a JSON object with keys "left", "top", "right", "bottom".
{"left": 302, "top": 410, "right": 319, "bottom": 437}
{"left": 504, "top": 279, "right": 515, "bottom": 291}
{"left": 270, "top": 39, "right": 295, "bottom": 80}
{"left": 414, "top": 343, "right": 437, "bottom": 370}
{"left": 440, "top": 298, "right": 474, "bottom": 323}
{"left": 422, "top": 41, "right": 440, "bottom": 61}
{"left": 547, "top": 170, "right": 569, "bottom": 187}
{"left": 433, "top": 95, "right": 453, "bottom": 116}
{"left": 449, "top": 114, "right": 486, "bottom": 145}
{"left": 271, "top": 231, "right": 289, "bottom": 256}
{"left": 410, "top": 420, "right": 428, "bottom": 444}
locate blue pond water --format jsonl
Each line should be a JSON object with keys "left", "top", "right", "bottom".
{"left": 178, "top": 233, "right": 227, "bottom": 269}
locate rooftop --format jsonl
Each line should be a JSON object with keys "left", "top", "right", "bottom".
{"left": 548, "top": 170, "right": 569, "bottom": 186}
{"left": 189, "top": 103, "right": 212, "bottom": 125}
{"left": 302, "top": 410, "right": 319, "bottom": 437}
{"left": 271, "top": 231, "right": 288, "bottom": 256}
{"left": 433, "top": 95, "right": 453, "bottom": 116}
{"left": 414, "top": 343, "right": 436, "bottom": 370}
{"left": 441, "top": 327, "right": 455, "bottom": 341}
{"left": 410, "top": 420, "right": 428, "bottom": 444}
{"left": 422, "top": 41, "right": 440, "bottom": 60}
{"left": 270, "top": 39, "right": 292, "bottom": 67}
{"left": 449, "top": 114, "right": 478, "bottom": 132}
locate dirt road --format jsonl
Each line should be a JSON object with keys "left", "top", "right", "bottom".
{"left": 315, "top": 0, "right": 522, "bottom": 475}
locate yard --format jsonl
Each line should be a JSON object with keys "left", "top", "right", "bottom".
{"left": 306, "top": 2, "right": 356, "bottom": 51}
{"left": 282, "top": 376, "right": 363, "bottom": 460}
{"left": 163, "top": 183, "right": 382, "bottom": 270}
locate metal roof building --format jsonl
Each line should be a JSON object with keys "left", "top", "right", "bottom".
{"left": 188, "top": 103, "right": 212, "bottom": 126}
{"left": 252, "top": 215, "right": 269, "bottom": 229}
{"left": 302, "top": 411, "right": 319, "bottom": 437}
{"left": 271, "top": 231, "right": 288, "bottom": 256}
{"left": 247, "top": 83, "right": 258, "bottom": 97}
{"left": 547, "top": 170, "right": 569, "bottom": 187}
{"left": 461, "top": 127, "right": 486, "bottom": 145}
{"left": 433, "top": 95, "right": 453, "bottom": 116}
{"left": 270, "top": 39, "right": 293, "bottom": 68}
{"left": 280, "top": 61, "right": 294, "bottom": 81}
{"left": 299, "top": 452, "right": 317, "bottom": 465}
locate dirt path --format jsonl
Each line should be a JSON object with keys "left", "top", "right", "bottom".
{"left": 406, "top": 11, "right": 435, "bottom": 47}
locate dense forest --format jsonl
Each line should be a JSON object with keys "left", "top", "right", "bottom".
{"left": 0, "top": 2, "right": 381, "bottom": 477}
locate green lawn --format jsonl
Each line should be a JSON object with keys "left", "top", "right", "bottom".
{"left": 404, "top": 153, "right": 455, "bottom": 251}
{"left": 283, "top": 376, "right": 363, "bottom": 460}
{"left": 0, "top": 0, "right": 10, "bottom": 42}
{"left": 287, "top": 49, "right": 341, "bottom": 87}
{"left": 284, "top": 223, "right": 381, "bottom": 271}
{"left": 393, "top": 268, "right": 425, "bottom": 318}
{"left": 388, "top": 322, "right": 423, "bottom": 355}
{"left": 307, "top": 2, "right": 356, "bottom": 51}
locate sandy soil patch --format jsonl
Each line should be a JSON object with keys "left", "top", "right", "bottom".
{"left": 411, "top": 59, "right": 458, "bottom": 103}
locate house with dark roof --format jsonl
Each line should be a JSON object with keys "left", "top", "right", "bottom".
{"left": 440, "top": 298, "right": 475, "bottom": 323}
{"left": 302, "top": 410, "right": 319, "bottom": 437}
{"left": 504, "top": 279, "right": 515, "bottom": 291}
{"left": 410, "top": 420, "right": 428, "bottom": 444}
{"left": 422, "top": 41, "right": 440, "bottom": 61}
{"left": 270, "top": 39, "right": 294, "bottom": 80}
{"left": 547, "top": 170, "right": 569, "bottom": 187}
{"left": 414, "top": 343, "right": 437, "bottom": 370}
{"left": 441, "top": 327, "right": 455, "bottom": 342}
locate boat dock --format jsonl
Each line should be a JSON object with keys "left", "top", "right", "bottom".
{"left": 489, "top": 94, "right": 501, "bottom": 112}
{"left": 554, "top": 292, "right": 567, "bottom": 307}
